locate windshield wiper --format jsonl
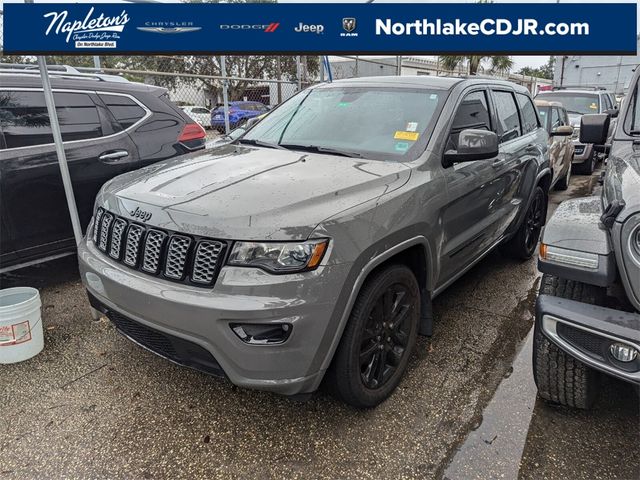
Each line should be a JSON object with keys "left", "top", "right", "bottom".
{"left": 280, "top": 144, "right": 364, "bottom": 158}
{"left": 235, "top": 138, "right": 289, "bottom": 150}
{"left": 565, "top": 109, "right": 585, "bottom": 115}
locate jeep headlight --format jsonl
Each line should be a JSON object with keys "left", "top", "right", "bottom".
{"left": 228, "top": 239, "right": 328, "bottom": 273}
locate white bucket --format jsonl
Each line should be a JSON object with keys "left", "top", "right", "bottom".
{"left": 0, "top": 287, "right": 44, "bottom": 364}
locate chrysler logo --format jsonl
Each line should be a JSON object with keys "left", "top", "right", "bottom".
{"left": 137, "top": 26, "right": 201, "bottom": 34}
{"left": 342, "top": 17, "right": 356, "bottom": 33}
{"left": 130, "top": 207, "right": 152, "bottom": 222}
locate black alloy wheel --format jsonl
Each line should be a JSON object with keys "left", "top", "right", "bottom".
{"left": 524, "top": 187, "right": 545, "bottom": 254}
{"left": 359, "top": 283, "right": 414, "bottom": 389}
{"left": 327, "top": 264, "right": 420, "bottom": 408}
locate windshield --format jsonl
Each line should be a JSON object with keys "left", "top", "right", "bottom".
{"left": 241, "top": 86, "right": 445, "bottom": 160}
{"left": 535, "top": 93, "right": 599, "bottom": 116}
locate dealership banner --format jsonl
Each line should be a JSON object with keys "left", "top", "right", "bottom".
{"left": 3, "top": 2, "right": 637, "bottom": 55}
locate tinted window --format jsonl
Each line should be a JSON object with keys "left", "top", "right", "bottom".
{"left": 493, "top": 90, "right": 521, "bottom": 142}
{"left": 99, "top": 94, "right": 146, "bottom": 130}
{"left": 191, "top": 107, "right": 209, "bottom": 114}
{"left": 0, "top": 90, "right": 102, "bottom": 148}
{"left": 602, "top": 94, "right": 612, "bottom": 110}
{"left": 516, "top": 93, "right": 539, "bottom": 134}
{"left": 447, "top": 90, "right": 491, "bottom": 150}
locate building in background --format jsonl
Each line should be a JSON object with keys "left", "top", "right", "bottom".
{"left": 326, "top": 56, "right": 551, "bottom": 94}
{"left": 553, "top": 36, "right": 640, "bottom": 95}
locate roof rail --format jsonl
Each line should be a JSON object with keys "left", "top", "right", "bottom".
{"left": 552, "top": 85, "right": 607, "bottom": 91}
{"left": 0, "top": 63, "right": 129, "bottom": 83}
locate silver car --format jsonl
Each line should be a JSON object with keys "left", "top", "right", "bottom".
{"left": 80, "top": 76, "right": 550, "bottom": 407}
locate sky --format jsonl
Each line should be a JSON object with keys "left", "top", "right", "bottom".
{"left": 3, "top": 0, "right": 638, "bottom": 72}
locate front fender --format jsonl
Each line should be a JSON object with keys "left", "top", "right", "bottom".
{"left": 538, "top": 196, "right": 617, "bottom": 287}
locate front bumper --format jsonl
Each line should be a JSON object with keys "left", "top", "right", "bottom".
{"left": 572, "top": 141, "right": 593, "bottom": 163}
{"left": 79, "top": 239, "right": 352, "bottom": 395}
{"left": 536, "top": 294, "right": 640, "bottom": 384}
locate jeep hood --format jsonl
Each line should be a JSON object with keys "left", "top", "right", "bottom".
{"left": 98, "top": 144, "right": 411, "bottom": 240}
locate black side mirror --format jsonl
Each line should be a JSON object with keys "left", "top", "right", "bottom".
{"left": 604, "top": 108, "right": 619, "bottom": 118}
{"left": 443, "top": 129, "right": 499, "bottom": 167}
{"left": 580, "top": 114, "right": 610, "bottom": 145}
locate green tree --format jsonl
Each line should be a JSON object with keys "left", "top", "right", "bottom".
{"left": 517, "top": 57, "right": 555, "bottom": 80}
{"left": 438, "top": 55, "right": 514, "bottom": 76}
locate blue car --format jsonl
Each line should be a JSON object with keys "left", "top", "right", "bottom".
{"left": 210, "top": 101, "right": 270, "bottom": 132}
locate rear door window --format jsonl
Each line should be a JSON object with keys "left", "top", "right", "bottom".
{"left": 0, "top": 90, "right": 102, "bottom": 148}
{"left": 492, "top": 90, "right": 521, "bottom": 143}
{"left": 516, "top": 93, "right": 539, "bottom": 134}
{"left": 99, "top": 94, "right": 146, "bottom": 130}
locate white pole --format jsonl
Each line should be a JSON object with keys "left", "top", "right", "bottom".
{"left": 37, "top": 57, "right": 83, "bottom": 246}
{"left": 220, "top": 56, "right": 230, "bottom": 134}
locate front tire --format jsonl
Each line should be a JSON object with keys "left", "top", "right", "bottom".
{"left": 533, "top": 274, "right": 604, "bottom": 409}
{"left": 327, "top": 264, "right": 420, "bottom": 408}
{"left": 501, "top": 186, "right": 546, "bottom": 260}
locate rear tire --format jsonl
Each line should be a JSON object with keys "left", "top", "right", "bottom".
{"left": 327, "top": 264, "right": 420, "bottom": 408}
{"left": 554, "top": 164, "right": 571, "bottom": 191}
{"left": 533, "top": 274, "right": 604, "bottom": 409}
{"left": 501, "top": 186, "right": 546, "bottom": 260}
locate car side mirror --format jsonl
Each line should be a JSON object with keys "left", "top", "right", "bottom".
{"left": 580, "top": 114, "right": 610, "bottom": 145}
{"left": 443, "top": 129, "right": 499, "bottom": 167}
{"left": 550, "top": 125, "right": 573, "bottom": 136}
{"left": 604, "top": 108, "right": 619, "bottom": 118}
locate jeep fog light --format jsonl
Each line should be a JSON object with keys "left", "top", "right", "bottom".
{"left": 609, "top": 342, "right": 639, "bottom": 363}
{"left": 540, "top": 244, "right": 599, "bottom": 270}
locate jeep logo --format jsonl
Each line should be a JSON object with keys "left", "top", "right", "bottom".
{"left": 294, "top": 22, "right": 324, "bottom": 34}
{"left": 130, "top": 207, "right": 152, "bottom": 222}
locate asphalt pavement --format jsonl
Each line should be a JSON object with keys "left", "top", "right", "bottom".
{"left": 1, "top": 166, "right": 638, "bottom": 480}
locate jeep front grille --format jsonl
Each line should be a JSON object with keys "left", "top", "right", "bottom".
{"left": 92, "top": 207, "right": 227, "bottom": 287}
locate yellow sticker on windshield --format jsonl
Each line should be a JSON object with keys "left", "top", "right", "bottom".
{"left": 394, "top": 131, "right": 420, "bottom": 141}
{"left": 590, "top": 103, "right": 598, "bottom": 110}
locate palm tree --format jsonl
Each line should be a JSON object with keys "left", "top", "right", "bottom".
{"left": 439, "top": 55, "right": 515, "bottom": 76}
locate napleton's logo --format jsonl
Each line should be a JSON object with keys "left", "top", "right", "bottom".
{"left": 43, "top": 7, "right": 129, "bottom": 43}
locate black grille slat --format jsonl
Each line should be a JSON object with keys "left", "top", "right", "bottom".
{"left": 92, "top": 209, "right": 226, "bottom": 288}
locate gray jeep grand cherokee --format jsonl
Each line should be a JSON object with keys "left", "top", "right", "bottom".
{"left": 535, "top": 66, "right": 640, "bottom": 409}
{"left": 80, "top": 76, "right": 550, "bottom": 407}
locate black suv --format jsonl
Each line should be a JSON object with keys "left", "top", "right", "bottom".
{"left": 0, "top": 66, "right": 206, "bottom": 273}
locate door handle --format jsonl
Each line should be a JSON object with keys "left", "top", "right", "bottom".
{"left": 99, "top": 150, "right": 129, "bottom": 162}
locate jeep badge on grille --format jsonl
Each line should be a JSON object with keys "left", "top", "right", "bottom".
{"left": 130, "top": 206, "right": 152, "bottom": 222}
